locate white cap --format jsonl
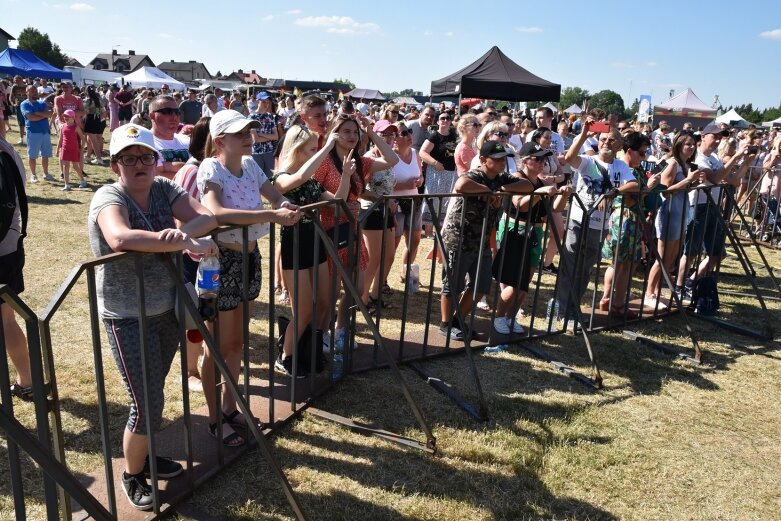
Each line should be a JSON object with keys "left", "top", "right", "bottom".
{"left": 209, "top": 109, "right": 260, "bottom": 138}
{"left": 109, "top": 124, "right": 159, "bottom": 157}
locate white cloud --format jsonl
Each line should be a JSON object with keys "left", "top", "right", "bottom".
{"left": 286, "top": 9, "right": 302, "bottom": 15}
{"left": 759, "top": 28, "right": 781, "bottom": 40}
{"left": 262, "top": 14, "right": 273, "bottom": 22}
{"left": 646, "top": 61, "right": 657, "bottom": 66}
{"left": 515, "top": 26, "right": 542, "bottom": 33}
{"left": 294, "top": 15, "right": 379, "bottom": 35}
{"left": 611, "top": 62, "right": 634, "bottom": 69}
{"left": 69, "top": 2, "right": 94, "bottom": 11}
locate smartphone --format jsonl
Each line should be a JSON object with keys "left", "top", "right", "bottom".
{"left": 651, "top": 159, "right": 668, "bottom": 175}
{"left": 590, "top": 121, "right": 610, "bottom": 133}
{"left": 748, "top": 145, "right": 759, "bottom": 154}
{"left": 688, "top": 162, "right": 699, "bottom": 171}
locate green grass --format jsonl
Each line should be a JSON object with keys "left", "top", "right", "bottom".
{"left": 2, "top": 125, "right": 781, "bottom": 521}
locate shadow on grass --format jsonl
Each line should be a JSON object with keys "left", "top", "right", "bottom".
{"left": 27, "top": 195, "right": 83, "bottom": 206}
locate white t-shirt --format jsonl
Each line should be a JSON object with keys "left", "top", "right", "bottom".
{"left": 570, "top": 155, "right": 635, "bottom": 229}
{"left": 692, "top": 150, "right": 724, "bottom": 205}
{"left": 527, "top": 130, "right": 565, "bottom": 155}
{"left": 508, "top": 134, "right": 523, "bottom": 151}
{"left": 577, "top": 135, "right": 599, "bottom": 155}
{"left": 196, "top": 156, "right": 270, "bottom": 244}
{"left": 153, "top": 133, "right": 190, "bottom": 166}
{"left": 392, "top": 148, "right": 421, "bottom": 197}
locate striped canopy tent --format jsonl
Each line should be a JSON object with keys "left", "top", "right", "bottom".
{"left": 653, "top": 88, "right": 716, "bottom": 118}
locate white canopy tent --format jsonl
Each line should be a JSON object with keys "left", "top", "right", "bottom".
{"left": 563, "top": 103, "right": 582, "bottom": 114}
{"left": 121, "top": 67, "right": 186, "bottom": 91}
{"left": 762, "top": 115, "right": 781, "bottom": 128}
{"left": 542, "top": 102, "right": 558, "bottom": 112}
{"left": 716, "top": 109, "right": 750, "bottom": 129}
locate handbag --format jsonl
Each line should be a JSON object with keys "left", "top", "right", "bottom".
{"left": 325, "top": 221, "right": 353, "bottom": 251}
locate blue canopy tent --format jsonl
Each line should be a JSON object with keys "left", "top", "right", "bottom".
{"left": 0, "top": 48, "right": 72, "bottom": 80}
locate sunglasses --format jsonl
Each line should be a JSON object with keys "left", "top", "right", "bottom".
{"left": 154, "top": 107, "right": 179, "bottom": 116}
{"left": 471, "top": 122, "right": 481, "bottom": 128}
{"left": 117, "top": 153, "right": 157, "bottom": 166}
{"left": 389, "top": 110, "right": 399, "bottom": 114}
{"left": 486, "top": 112, "right": 497, "bottom": 117}
{"left": 399, "top": 129, "right": 413, "bottom": 137}
{"left": 492, "top": 132, "right": 509, "bottom": 138}
{"left": 439, "top": 117, "right": 451, "bottom": 121}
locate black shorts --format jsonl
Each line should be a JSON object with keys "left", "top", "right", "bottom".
{"left": 118, "top": 106, "right": 133, "bottom": 122}
{"left": 281, "top": 223, "right": 327, "bottom": 270}
{"left": 492, "top": 231, "right": 534, "bottom": 291}
{"left": 84, "top": 114, "right": 103, "bottom": 134}
{"left": 0, "top": 240, "right": 25, "bottom": 295}
{"left": 360, "top": 206, "right": 395, "bottom": 231}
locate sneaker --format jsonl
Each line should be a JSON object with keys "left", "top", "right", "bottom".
{"left": 493, "top": 317, "right": 510, "bottom": 335}
{"left": 274, "top": 355, "right": 309, "bottom": 379}
{"left": 143, "top": 455, "right": 183, "bottom": 480}
{"left": 543, "top": 264, "right": 558, "bottom": 275}
{"left": 476, "top": 297, "right": 490, "bottom": 311}
{"left": 560, "top": 317, "right": 580, "bottom": 334}
{"left": 121, "top": 472, "right": 153, "bottom": 510}
{"left": 43, "top": 173, "right": 56, "bottom": 182}
{"left": 90, "top": 158, "right": 101, "bottom": 165}
{"left": 507, "top": 317, "right": 525, "bottom": 334}
{"left": 438, "top": 321, "right": 464, "bottom": 341}
{"left": 61, "top": 184, "right": 72, "bottom": 191}
{"left": 78, "top": 180, "right": 88, "bottom": 189}
{"left": 643, "top": 295, "right": 667, "bottom": 311}
{"left": 30, "top": 175, "right": 38, "bottom": 183}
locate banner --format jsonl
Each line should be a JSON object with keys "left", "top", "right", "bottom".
{"left": 638, "top": 95, "right": 652, "bottom": 122}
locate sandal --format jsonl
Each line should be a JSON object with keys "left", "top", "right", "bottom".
{"left": 10, "top": 383, "right": 34, "bottom": 402}
{"left": 274, "top": 285, "right": 283, "bottom": 295}
{"left": 368, "top": 296, "right": 393, "bottom": 315}
{"left": 278, "top": 290, "right": 290, "bottom": 306}
{"left": 382, "top": 283, "right": 392, "bottom": 296}
{"left": 223, "top": 410, "right": 266, "bottom": 432}
{"left": 208, "top": 422, "right": 245, "bottom": 447}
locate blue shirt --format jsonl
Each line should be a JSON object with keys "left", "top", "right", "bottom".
{"left": 20, "top": 100, "right": 51, "bottom": 134}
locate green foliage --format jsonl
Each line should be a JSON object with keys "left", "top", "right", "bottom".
{"left": 625, "top": 98, "right": 640, "bottom": 121}
{"left": 16, "top": 27, "right": 68, "bottom": 70}
{"left": 559, "top": 86, "right": 590, "bottom": 110}
{"left": 334, "top": 77, "right": 356, "bottom": 90}
{"left": 383, "top": 88, "right": 424, "bottom": 99}
{"left": 588, "top": 89, "right": 625, "bottom": 117}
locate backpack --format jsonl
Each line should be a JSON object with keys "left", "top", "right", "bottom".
{"left": 276, "top": 316, "right": 325, "bottom": 373}
{"left": 0, "top": 151, "right": 28, "bottom": 243}
{"left": 692, "top": 276, "right": 719, "bottom": 316}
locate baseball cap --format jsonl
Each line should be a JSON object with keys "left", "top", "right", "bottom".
{"left": 480, "top": 140, "right": 514, "bottom": 159}
{"left": 109, "top": 124, "right": 159, "bottom": 156}
{"left": 701, "top": 123, "right": 730, "bottom": 136}
{"left": 256, "top": 91, "right": 270, "bottom": 100}
{"left": 209, "top": 109, "right": 260, "bottom": 138}
{"left": 373, "top": 119, "right": 398, "bottom": 134}
{"left": 62, "top": 109, "right": 76, "bottom": 119}
{"left": 518, "top": 142, "right": 553, "bottom": 158}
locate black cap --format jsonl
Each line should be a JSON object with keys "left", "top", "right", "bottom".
{"left": 480, "top": 140, "right": 514, "bottom": 159}
{"left": 701, "top": 123, "right": 730, "bottom": 136}
{"left": 518, "top": 142, "right": 553, "bottom": 158}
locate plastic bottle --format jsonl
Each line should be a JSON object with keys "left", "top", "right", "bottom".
{"left": 331, "top": 353, "right": 343, "bottom": 382}
{"left": 196, "top": 255, "right": 220, "bottom": 321}
{"left": 546, "top": 298, "right": 560, "bottom": 321}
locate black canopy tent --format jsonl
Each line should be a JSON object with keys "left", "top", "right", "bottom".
{"left": 430, "top": 46, "right": 560, "bottom": 102}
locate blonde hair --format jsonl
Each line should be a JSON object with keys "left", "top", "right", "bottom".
{"left": 476, "top": 121, "right": 509, "bottom": 150}
{"left": 457, "top": 115, "right": 479, "bottom": 141}
{"left": 279, "top": 125, "right": 316, "bottom": 172}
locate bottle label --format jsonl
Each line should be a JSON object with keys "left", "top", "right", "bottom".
{"left": 197, "top": 268, "right": 221, "bottom": 292}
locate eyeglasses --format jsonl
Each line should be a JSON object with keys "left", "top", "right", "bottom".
{"left": 599, "top": 137, "right": 617, "bottom": 143}
{"left": 117, "top": 153, "right": 157, "bottom": 166}
{"left": 491, "top": 132, "right": 509, "bottom": 138}
{"left": 154, "top": 107, "right": 179, "bottom": 116}
{"left": 399, "top": 129, "right": 413, "bottom": 137}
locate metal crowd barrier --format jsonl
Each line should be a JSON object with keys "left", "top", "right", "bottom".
{"left": 2, "top": 183, "right": 779, "bottom": 519}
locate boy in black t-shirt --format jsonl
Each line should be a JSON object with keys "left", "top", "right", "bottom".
{"left": 438, "top": 141, "right": 533, "bottom": 341}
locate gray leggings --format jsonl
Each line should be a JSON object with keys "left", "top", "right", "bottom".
{"left": 554, "top": 222, "right": 604, "bottom": 320}
{"left": 103, "top": 311, "right": 180, "bottom": 435}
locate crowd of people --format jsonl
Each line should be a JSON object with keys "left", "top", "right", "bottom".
{"left": 3, "top": 74, "right": 781, "bottom": 510}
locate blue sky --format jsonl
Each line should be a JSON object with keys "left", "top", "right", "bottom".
{"left": 3, "top": 0, "right": 781, "bottom": 110}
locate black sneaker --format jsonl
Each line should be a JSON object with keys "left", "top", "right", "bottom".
{"left": 143, "top": 455, "right": 183, "bottom": 479}
{"left": 438, "top": 321, "right": 464, "bottom": 341}
{"left": 543, "top": 264, "right": 558, "bottom": 275}
{"left": 122, "top": 471, "right": 153, "bottom": 510}
{"left": 274, "top": 355, "right": 309, "bottom": 379}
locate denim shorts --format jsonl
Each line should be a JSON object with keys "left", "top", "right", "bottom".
{"left": 26, "top": 132, "right": 52, "bottom": 160}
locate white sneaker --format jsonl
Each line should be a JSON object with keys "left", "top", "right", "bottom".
{"left": 643, "top": 295, "right": 667, "bottom": 310}
{"left": 43, "top": 173, "right": 56, "bottom": 182}
{"left": 78, "top": 180, "right": 88, "bottom": 189}
{"left": 493, "top": 317, "right": 510, "bottom": 335}
{"left": 61, "top": 184, "right": 72, "bottom": 191}
{"left": 30, "top": 175, "right": 38, "bottom": 183}
{"left": 90, "top": 158, "right": 101, "bottom": 165}
{"left": 477, "top": 297, "right": 490, "bottom": 311}
{"left": 507, "top": 317, "right": 525, "bottom": 334}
